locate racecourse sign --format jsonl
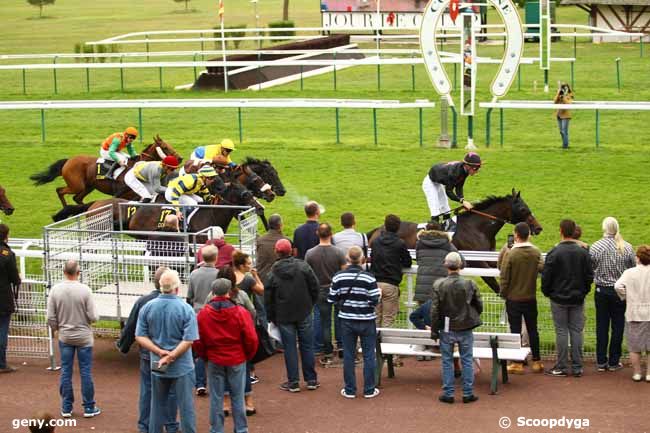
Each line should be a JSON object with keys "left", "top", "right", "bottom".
{"left": 420, "top": 0, "right": 523, "bottom": 98}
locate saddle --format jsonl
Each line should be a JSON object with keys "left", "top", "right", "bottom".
{"left": 96, "top": 158, "right": 125, "bottom": 180}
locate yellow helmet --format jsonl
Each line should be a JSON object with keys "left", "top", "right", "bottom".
{"left": 220, "top": 138, "right": 235, "bottom": 151}
{"left": 198, "top": 166, "right": 218, "bottom": 178}
{"left": 124, "top": 127, "right": 138, "bottom": 137}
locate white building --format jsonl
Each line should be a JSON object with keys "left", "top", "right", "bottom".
{"left": 561, "top": 0, "right": 650, "bottom": 42}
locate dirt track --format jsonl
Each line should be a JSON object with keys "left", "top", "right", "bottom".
{"left": 1, "top": 337, "right": 647, "bottom": 433}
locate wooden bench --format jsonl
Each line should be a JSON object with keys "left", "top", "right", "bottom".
{"left": 375, "top": 328, "right": 530, "bottom": 394}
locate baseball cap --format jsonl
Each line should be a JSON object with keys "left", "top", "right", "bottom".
{"left": 274, "top": 239, "right": 292, "bottom": 255}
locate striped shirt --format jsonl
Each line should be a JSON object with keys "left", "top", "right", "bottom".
{"left": 166, "top": 173, "right": 208, "bottom": 206}
{"left": 327, "top": 265, "right": 380, "bottom": 321}
{"left": 589, "top": 235, "right": 635, "bottom": 287}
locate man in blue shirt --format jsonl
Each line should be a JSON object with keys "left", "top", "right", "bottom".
{"left": 136, "top": 270, "right": 198, "bottom": 433}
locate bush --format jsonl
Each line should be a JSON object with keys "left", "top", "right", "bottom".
{"left": 96, "top": 44, "right": 107, "bottom": 63}
{"left": 267, "top": 20, "right": 295, "bottom": 41}
{"left": 214, "top": 24, "right": 246, "bottom": 49}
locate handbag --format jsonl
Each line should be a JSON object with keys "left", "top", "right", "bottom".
{"left": 251, "top": 316, "right": 276, "bottom": 364}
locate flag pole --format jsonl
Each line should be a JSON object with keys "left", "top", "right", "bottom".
{"left": 219, "top": 0, "right": 228, "bottom": 92}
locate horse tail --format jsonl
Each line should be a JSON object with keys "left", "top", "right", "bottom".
{"left": 31, "top": 159, "right": 68, "bottom": 185}
{"left": 52, "top": 203, "right": 92, "bottom": 222}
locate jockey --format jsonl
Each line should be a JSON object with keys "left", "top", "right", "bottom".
{"left": 165, "top": 165, "right": 220, "bottom": 219}
{"left": 189, "top": 138, "right": 237, "bottom": 168}
{"left": 124, "top": 155, "right": 180, "bottom": 203}
{"left": 422, "top": 152, "right": 482, "bottom": 231}
{"left": 100, "top": 127, "right": 139, "bottom": 179}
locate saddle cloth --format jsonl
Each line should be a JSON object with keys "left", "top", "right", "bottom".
{"left": 96, "top": 158, "right": 125, "bottom": 179}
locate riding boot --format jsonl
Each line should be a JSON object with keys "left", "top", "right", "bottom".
{"left": 105, "top": 162, "right": 119, "bottom": 180}
{"left": 140, "top": 197, "right": 152, "bottom": 203}
{"left": 442, "top": 215, "right": 457, "bottom": 232}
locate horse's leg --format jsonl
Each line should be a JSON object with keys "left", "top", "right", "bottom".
{"left": 56, "top": 187, "right": 70, "bottom": 207}
{"left": 467, "top": 260, "right": 501, "bottom": 294}
{"left": 73, "top": 187, "right": 94, "bottom": 205}
{"left": 60, "top": 163, "right": 89, "bottom": 206}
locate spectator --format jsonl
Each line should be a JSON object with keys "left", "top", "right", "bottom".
{"left": 136, "top": 270, "right": 198, "bottom": 433}
{"left": 413, "top": 222, "right": 463, "bottom": 305}
{"left": 233, "top": 250, "right": 265, "bottom": 414}
{"left": 542, "top": 219, "right": 593, "bottom": 378}
{"left": 554, "top": 83, "right": 574, "bottom": 149}
{"left": 265, "top": 239, "right": 320, "bottom": 392}
{"left": 116, "top": 266, "right": 179, "bottom": 433}
{"left": 0, "top": 223, "right": 20, "bottom": 374}
{"left": 187, "top": 245, "right": 219, "bottom": 396}
{"left": 216, "top": 265, "right": 257, "bottom": 416}
{"left": 615, "top": 245, "right": 650, "bottom": 382}
{"left": 370, "top": 214, "right": 412, "bottom": 366}
{"left": 332, "top": 212, "right": 368, "bottom": 256}
{"left": 328, "top": 246, "right": 380, "bottom": 399}
{"left": 590, "top": 217, "right": 635, "bottom": 372}
{"left": 194, "top": 278, "right": 258, "bottom": 433}
{"left": 292, "top": 201, "right": 322, "bottom": 353}
{"left": 305, "top": 223, "right": 346, "bottom": 366}
{"left": 47, "top": 260, "right": 101, "bottom": 418}
{"left": 196, "top": 226, "right": 235, "bottom": 269}
{"left": 430, "top": 252, "right": 482, "bottom": 404}
{"left": 255, "top": 214, "right": 290, "bottom": 283}
{"left": 571, "top": 224, "right": 589, "bottom": 250}
{"left": 28, "top": 412, "right": 55, "bottom": 433}
{"left": 499, "top": 222, "right": 545, "bottom": 375}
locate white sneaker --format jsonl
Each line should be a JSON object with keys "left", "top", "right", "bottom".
{"left": 646, "top": 374, "right": 650, "bottom": 383}
{"left": 364, "top": 388, "right": 380, "bottom": 399}
{"left": 340, "top": 388, "right": 356, "bottom": 399}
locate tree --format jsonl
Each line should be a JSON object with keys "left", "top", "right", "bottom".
{"left": 27, "top": 0, "right": 55, "bottom": 18}
{"left": 173, "top": 0, "right": 191, "bottom": 12}
{"left": 283, "top": 0, "right": 289, "bottom": 21}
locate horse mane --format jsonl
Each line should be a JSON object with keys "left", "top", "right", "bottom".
{"left": 242, "top": 156, "right": 269, "bottom": 166}
{"left": 471, "top": 194, "right": 512, "bottom": 211}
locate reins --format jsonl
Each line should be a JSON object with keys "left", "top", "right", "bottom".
{"left": 468, "top": 208, "right": 511, "bottom": 225}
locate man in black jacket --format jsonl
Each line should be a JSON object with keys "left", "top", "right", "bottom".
{"left": 430, "top": 252, "right": 482, "bottom": 404}
{"left": 370, "top": 214, "right": 412, "bottom": 331}
{"left": 0, "top": 224, "right": 20, "bottom": 374}
{"left": 542, "top": 219, "right": 593, "bottom": 378}
{"left": 116, "top": 266, "right": 179, "bottom": 433}
{"left": 422, "top": 152, "right": 481, "bottom": 231}
{"left": 265, "top": 239, "right": 320, "bottom": 393}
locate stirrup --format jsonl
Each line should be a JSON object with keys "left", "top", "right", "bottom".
{"left": 442, "top": 218, "right": 457, "bottom": 232}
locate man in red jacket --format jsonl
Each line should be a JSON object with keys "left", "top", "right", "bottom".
{"left": 193, "top": 278, "right": 258, "bottom": 433}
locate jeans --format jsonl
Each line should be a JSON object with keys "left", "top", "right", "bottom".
{"left": 341, "top": 319, "right": 376, "bottom": 395}
{"left": 139, "top": 355, "right": 179, "bottom": 433}
{"left": 557, "top": 117, "right": 570, "bottom": 148}
{"left": 375, "top": 282, "right": 400, "bottom": 328}
{"left": 58, "top": 341, "right": 95, "bottom": 414}
{"left": 225, "top": 361, "right": 252, "bottom": 396}
{"left": 0, "top": 314, "right": 10, "bottom": 369}
{"left": 278, "top": 315, "right": 317, "bottom": 384}
{"left": 150, "top": 371, "right": 196, "bottom": 433}
{"left": 318, "top": 299, "right": 334, "bottom": 356}
{"left": 208, "top": 361, "right": 248, "bottom": 433}
{"left": 550, "top": 301, "right": 585, "bottom": 372}
{"left": 440, "top": 330, "right": 474, "bottom": 398}
{"left": 312, "top": 305, "right": 322, "bottom": 353}
{"left": 595, "top": 287, "right": 626, "bottom": 367}
{"left": 506, "top": 300, "right": 541, "bottom": 361}
{"left": 194, "top": 356, "right": 207, "bottom": 389}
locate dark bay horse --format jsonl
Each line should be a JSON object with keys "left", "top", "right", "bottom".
{"left": 30, "top": 135, "right": 182, "bottom": 207}
{"left": 0, "top": 185, "right": 15, "bottom": 216}
{"left": 367, "top": 189, "right": 543, "bottom": 293}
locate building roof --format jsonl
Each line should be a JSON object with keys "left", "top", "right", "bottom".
{"left": 562, "top": 0, "right": 650, "bottom": 5}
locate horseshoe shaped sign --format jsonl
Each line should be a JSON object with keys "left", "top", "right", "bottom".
{"left": 420, "top": 0, "right": 524, "bottom": 98}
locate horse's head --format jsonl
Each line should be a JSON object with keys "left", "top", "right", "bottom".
{"left": 244, "top": 157, "right": 286, "bottom": 197}
{"left": 221, "top": 181, "right": 254, "bottom": 206}
{"left": 510, "top": 189, "right": 543, "bottom": 235}
{"left": 142, "top": 135, "right": 183, "bottom": 163}
{"left": 0, "top": 186, "right": 15, "bottom": 216}
{"left": 240, "top": 164, "right": 275, "bottom": 202}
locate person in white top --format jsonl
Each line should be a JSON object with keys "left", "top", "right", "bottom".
{"left": 333, "top": 212, "right": 368, "bottom": 255}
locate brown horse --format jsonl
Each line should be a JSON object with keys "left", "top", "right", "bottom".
{"left": 30, "top": 135, "right": 182, "bottom": 207}
{"left": 0, "top": 185, "right": 15, "bottom": 216}
{"left": 367, "top": 189, "right": 543, "bottom": 293}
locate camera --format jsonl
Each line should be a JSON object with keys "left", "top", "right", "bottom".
{"left": 507, "top": 234, "right": 515, "bottom": 249}
{"left": 559, "top": 85, "right": 569, "bottom": 96}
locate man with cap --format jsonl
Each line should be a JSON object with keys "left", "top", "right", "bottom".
{"left": 190, "top": 139, "right": 237, "bottom": 168}
{"left": 422, "top": 152, "right": 482, "bottom": 231}
{"left": 124, "top": 156, "right": 180, "bottom": 203}
{"left": 264, "top": 239, "right": 320, "bottom": 393}
{"left": 100, "top": 126, "right": 139, "bottom": 179}
{"left": 430, "top": 251, "right": 483, "bottom": 404}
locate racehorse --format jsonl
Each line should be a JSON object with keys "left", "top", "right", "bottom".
{"left": 52, "top": 181, "right": 267, "bottom": 238}
{"left": 30, "top": 135, "right": 182, "bottom": 207}
{"left": 367, "top": 189, "right": 543, "bottom": 293}
{"left": 0, "top": 185, "right": 15, "bottom": 216}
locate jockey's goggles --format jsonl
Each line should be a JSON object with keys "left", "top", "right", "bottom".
{"left": 126, "top": 134, "right": 137, "bottom": 140}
